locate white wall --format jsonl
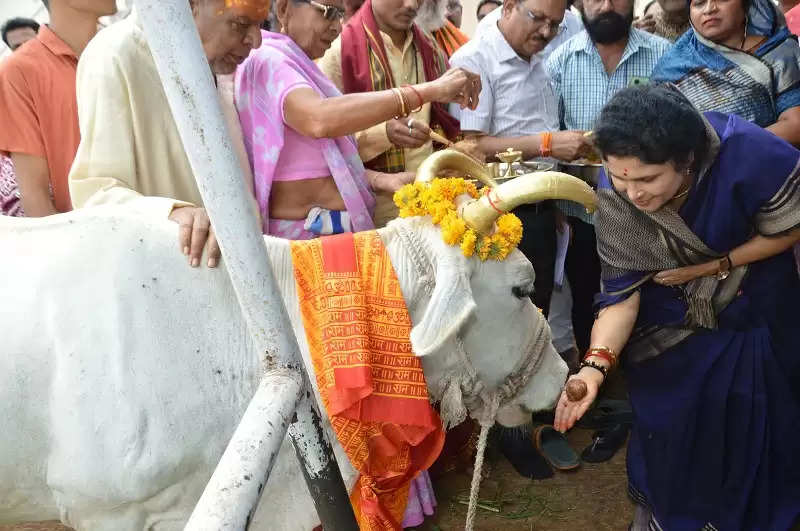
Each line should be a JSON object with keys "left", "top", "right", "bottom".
{"left": 461, "top": 0, "right": 481, "bottom": 36}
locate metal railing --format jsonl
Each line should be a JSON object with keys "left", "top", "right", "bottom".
{"left": 135, "top": 1, "right": 357, "bottom": 528}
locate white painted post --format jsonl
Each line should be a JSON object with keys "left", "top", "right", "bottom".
{"left": 185, "top": 370, "right": 303, "bottom": 530}
{"left": 134, "top": 1, "right": 357, "bottom": 528}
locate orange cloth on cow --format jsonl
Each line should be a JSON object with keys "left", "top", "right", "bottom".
{"left": 290, "top": 232, "right": 445, "bottom": 531}
{"left": 433, "top": 20, "right": 469, "bottom": 58}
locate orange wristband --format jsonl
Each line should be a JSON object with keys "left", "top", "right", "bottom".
{"left": 540, "top": 132, "right": 553, "bottom": 157}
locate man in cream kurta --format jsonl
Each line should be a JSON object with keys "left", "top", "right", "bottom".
{"left": 69, "top": 1, "right": 267, "bottom": 268}
{"left": 318, "top": 34, "right": 433, "bottom": 173}
{"left": 317, "top": 0, "right": 453, "bottom": 228}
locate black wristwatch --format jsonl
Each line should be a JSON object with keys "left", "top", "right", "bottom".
{"left": 716, "top": 255, "right": 732, "bottom": 280}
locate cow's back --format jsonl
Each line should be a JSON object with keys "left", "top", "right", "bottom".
{"left": 0, "top": 209, "right": 262, "bottom": 528}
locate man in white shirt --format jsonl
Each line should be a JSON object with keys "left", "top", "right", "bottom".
{"left": 450, "top": 0, "right": 593, "bottom": 313}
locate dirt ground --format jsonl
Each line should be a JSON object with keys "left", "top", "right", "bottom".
{"left": 412, "top": 426, "right": 633, "bottom": 531}
{"left": 1, "top": 427, "right": 631, "bottom": 531}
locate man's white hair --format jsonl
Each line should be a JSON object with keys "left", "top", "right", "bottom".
{"left": 415, "top": 0, "right": 448, "bottom": 32}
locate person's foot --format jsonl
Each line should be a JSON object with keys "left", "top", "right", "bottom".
{"left": 581, "top": 422, "right": 630, "bottom": 463}
{"left": 495, "top": 426, "right": 554, "bottom": 479}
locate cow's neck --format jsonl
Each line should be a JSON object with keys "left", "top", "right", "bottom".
{"left": 259, "top": 223, "right": 461, "bottom": 407}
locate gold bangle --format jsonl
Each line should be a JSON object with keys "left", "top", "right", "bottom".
{"left": 390, "top": 88, "right": 402, "bottom": 119}
{"left": 588, "top": 345, "right": 617, "bottom": 357}
{"left": 391, "top": 87, "right": 407, "bottom": 118}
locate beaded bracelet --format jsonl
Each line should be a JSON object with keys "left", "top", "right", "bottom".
{"left": 580, "top": 359, "right": 608, "bottom": 379}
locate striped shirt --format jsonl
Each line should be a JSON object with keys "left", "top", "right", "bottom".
{"left": 545, "top": 28, "right": 671, "bottom": 221}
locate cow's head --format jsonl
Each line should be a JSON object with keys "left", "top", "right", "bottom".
{"left": 382, "top": 150, "right": 597, "bottom": 428}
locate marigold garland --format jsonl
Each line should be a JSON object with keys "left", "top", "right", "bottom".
{"left": 393, "top": 178, "right": 523, "bottom": 261}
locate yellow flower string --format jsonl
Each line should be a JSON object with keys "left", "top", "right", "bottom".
{"left": 393, "top": 178, "right": 523, "bottom": 261}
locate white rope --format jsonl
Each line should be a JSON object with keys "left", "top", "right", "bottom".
{"left": 464, "top": 421, "right": 492, "bottom": 531}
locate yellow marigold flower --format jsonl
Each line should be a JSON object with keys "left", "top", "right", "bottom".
{"left": 394, "top": 177, "right": 521, "bottom": 261}
{"left": 461, "top": 229, "right": 477, "bottom": 257}
{"left": 441, "top": 213, "right": 467, "bottom": 245}
{"left": 496, "top": 214, "right": 523, "bottom": 245}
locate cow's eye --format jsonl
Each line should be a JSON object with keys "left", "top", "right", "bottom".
{"left": 512, "top": 285, "right": 533, "bottom": 299}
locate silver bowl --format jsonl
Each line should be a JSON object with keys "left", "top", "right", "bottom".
{"left": 468, "top": 160, "right": 556, "bottom": 187}
{"left": 559, "top": 159, "right": 603, "bottom": 186}
{"left": 495, "top": 160, "right": 555, "bottom": 182}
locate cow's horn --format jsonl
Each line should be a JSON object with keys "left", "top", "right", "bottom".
{"left": 459, "top": 172, "right": 597, "bottom": 235}
{"left": 415, "top": 148, "right": 499, "bottom": 188}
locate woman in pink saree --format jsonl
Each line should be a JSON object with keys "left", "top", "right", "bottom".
{"left": 235, "top": 0, "right": 479, "bottom": 240}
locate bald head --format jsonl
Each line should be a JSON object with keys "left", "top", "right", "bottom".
{"left": 190, "top": 0, "right": 269, "bottom": 74}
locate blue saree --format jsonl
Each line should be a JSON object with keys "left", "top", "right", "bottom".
{"left": 651, "top": 0, "right": 800, "bottom": 127}
{"left": 595, "top": 112, "right": 800, "bottom": 530}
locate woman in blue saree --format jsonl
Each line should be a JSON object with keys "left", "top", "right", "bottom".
{"left": 652, "top": 0, "right": 800, "bottom": 147}
{"left": 555, "top": 85, "right": 800, "bottom": 530}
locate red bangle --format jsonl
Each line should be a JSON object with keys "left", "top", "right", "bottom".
{"left": 402, "top": 84, "right": 424, "bottom": 113}
{"left": 584, "top": 348, "right": 616, "bottom": 368}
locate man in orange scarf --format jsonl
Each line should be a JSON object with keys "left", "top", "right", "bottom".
{"left": 415, "top": 0, "right": 470, "bottom": 57}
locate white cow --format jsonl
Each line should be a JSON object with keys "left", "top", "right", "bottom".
{"left": 0, "top": 206, "right": 568, "bottom": 530}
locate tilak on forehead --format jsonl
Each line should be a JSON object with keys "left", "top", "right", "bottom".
{"left": 222, "top": 0, "right": 271, "bottom": 18}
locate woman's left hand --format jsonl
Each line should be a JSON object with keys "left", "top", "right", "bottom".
{"left": 368, "top": 170, "right": 415, "bottom": 193}
{"left": 653, "top": 262, "right": 716, "bottom": 286}
{"left": 554, "top": 368, "right": 602, "bottom": 433}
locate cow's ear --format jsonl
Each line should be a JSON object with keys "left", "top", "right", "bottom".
{"left": 410, "top": 258, "right": 476, "bottom": 357}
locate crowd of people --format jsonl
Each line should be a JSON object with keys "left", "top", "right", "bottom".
{"left": 1, "top": 0, "right": 799, "bottom": 529}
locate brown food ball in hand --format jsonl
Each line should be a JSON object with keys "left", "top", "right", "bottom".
{"left": 565, "top": 378, "right": 588, "bottom": 402}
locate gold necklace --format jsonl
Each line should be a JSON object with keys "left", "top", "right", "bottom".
{"left": 674, "top": 186, "right": 690, "bottom": 199}
{"left": 671, "top": 184, "right": 691, "bottom": 202}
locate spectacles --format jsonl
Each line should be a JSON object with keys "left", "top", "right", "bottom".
{"left": 520, "top": 6, "right": 563, "bottom": 34}
{"left": 300, "top": 0, "right": 346, "bottom": 21}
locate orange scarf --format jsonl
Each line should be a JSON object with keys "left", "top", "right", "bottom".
{"left": 291, "top": 232, "right": 445, "bottom": 530}
{"left": 434, "top": 20, "right": 470, "bottom": 58}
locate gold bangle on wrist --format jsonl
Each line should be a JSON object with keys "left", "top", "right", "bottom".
{"left": 391, "top": 87, "right": 407, "bottom": 118}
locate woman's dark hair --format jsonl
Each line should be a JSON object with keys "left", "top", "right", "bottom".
{"left": 593, "top": 84, "right": 709, "bottom": 172}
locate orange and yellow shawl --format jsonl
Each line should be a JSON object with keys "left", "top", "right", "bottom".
{"left": 291, "top": 232, "right": 445, "bottom": 530}
{"left": 433, "top": 20, "right": 470, "bottom": 58}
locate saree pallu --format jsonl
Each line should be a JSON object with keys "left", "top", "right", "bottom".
{"left": 651, "top": 0, "right": 800, "bottom": 127}
{"left": 595, "top": 113, "right": 800, "bottom": 530}
{"left": 235, "top": 31, "right": 375, "bottom": 236}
